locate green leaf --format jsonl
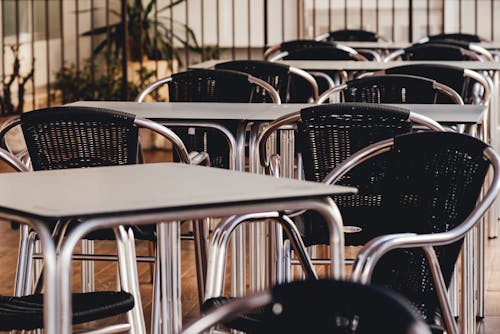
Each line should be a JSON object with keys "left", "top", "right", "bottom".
{"left": 81, "top": 24, "right": 120, "bottom": 37}
{"left": 157, "top": 0, "right": 186, "bottom": 12}
{"left": 144, "top": 0, "right": 156, "bottom": 16}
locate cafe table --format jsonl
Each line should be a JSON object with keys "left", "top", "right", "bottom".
{"left": 0, "top": 162, "right": 355, "bottom": 334}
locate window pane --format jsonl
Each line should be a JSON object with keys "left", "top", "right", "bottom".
{"left": 2, "top": 0, "right": 29, "bottom": 38}
{"left": 33, "top": 0, "right": 61, "bottom": 41}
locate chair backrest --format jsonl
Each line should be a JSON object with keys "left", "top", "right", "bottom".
{"left": 264, "top": 39, "right": 330, "bottom": 60}
{"left": 20, "top": 107, "right": 139, "bottom": 170}
{"left": 316, "top": 29, "right": 383, "bottom": 42}
{"left": 184, "top": 279, "right": 431, "bottom": 334}
{"left": 214, "top": 59, "right": 319, "bottom": 103}
{"left": 316, "top": 74, "right": 464, "bottom": 104}
{"left": 265, "top": 39, "right": 367, "bottom": 61}
{"left": 384, "top": 42, "right": 482, "bottom": 61}
{"left": 329, "top": 131, "right": 494, "bottom": 327}
{"left": 137, "top": 68, "right": 280, "bottom": 104}
{"left": 168, "top": 68, "right": 280, "bottom": 103}
{"left": 380, "top": 64, "right": 490, "bottom": 105}
{"left": 0, "top": 106, "right": 192, "bottom": 170}
{"left": 315, "top": 29, "right": 385, "bottom": 61}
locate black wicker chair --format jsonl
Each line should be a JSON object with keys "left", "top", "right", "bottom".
{"left": 316, "top": 29, "right": 382, "bottom": 42}
{"left": 0, "top": 106, "right": 208, "bottom": 332}
{"left": 265, "top": 39, "right": 367, "bottom": 61}
{"left": 376, "top": 64, "right": 490, "bottom": 105}
{"left": 316, "top": 74, "right": 464, "bottom": 105}
{"left": 420, "top": 33, "right": 498, "bottom": 62}
{"left": 214, "top": 59, "right": 321, "bottom": 103}
{"left": 315, "top": 29, "right": 386, "bottom": 60}
{"left": 137, "top": 68, "right": 280, "bottom": 169}
{"left": 189, "top": 279, "right": 431, "bottom": 334}
{"left": 330, "top": 131, "right": 500, "bottom": 334}
{"left": 255, "top": 103, "right": 443, "bottom": 248}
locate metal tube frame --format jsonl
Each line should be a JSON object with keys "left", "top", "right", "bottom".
{"left": 315, "top": 84, "right": 348, "bottom": 104}
{"left": 46, "top": 193, "right": 347, "bottom": 334}
{"left": 289, "top": 66, "right": 320, "bottom": 101}
{"left": 135, "top": 77, "right": 173, "bottom": 103}
{"left": 204, "top": 211, "right": 318, "bottom": 299}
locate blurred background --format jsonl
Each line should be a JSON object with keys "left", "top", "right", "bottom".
{"left": 0, "top": 0, "right": 499, "bottom": 114}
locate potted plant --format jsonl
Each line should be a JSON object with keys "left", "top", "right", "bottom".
{"left": 0, "top": 45, "right": 34, "bottom": 115}
{"left": 82, "top": 0, "right": 200, "bottom": 80}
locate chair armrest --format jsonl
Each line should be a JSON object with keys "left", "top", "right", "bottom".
{"left": 351, "top": 232, "right": 459, "bottom": 334}
{"left": 256, "top": 112, "right": 300, "bottom": 170}
{"left": 0, "top": 147, "right": 29, "bottom": 172}
{"left": 352, "top": 192, "right": 496, "bottom": 284}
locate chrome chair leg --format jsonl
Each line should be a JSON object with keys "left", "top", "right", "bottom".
{"left": 23, "top": 231, "right": 36, "bottom": 295}
{"left": 14, "top": 224, "right": 31, "bottom": 296}
{"left": 81, "top": 239, "right": 95, "bottom": 293}
{"left": 283, "top": 240, "right": 292, "bottom": 282}
{"left": 125, "top": 228, "right": 147, "bottom": 334}
{"left": 114, "top": 226, "right": 146, "bottom": 334}
{"left": 151, "top": 242, "right": 161, "bottom": 334}
{"left": 192, "top": 218, "right": 209, "bottom": 307}
{"left": 448, "top": 266, "right": 459, "bottom": 318}
{"left": 157, "top": 222, "right": 182, "bottom": 334}
{"left": 461, "top": 229, "right": 477, "bottom": 334}
{"left": 477, "top": 219, "right": 485, "bottom": 319}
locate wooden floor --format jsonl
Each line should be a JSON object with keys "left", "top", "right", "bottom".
{"left": 0, "top": 149, "right": 499, "bottom": 333}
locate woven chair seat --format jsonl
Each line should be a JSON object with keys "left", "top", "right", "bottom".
{"left": 0, "top": 291, "right": 134, "bottom": 331}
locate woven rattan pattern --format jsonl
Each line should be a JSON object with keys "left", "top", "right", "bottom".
{"left": 371, "top": 132, "right": 489, "bottom": 327}
{"left": 21, "top": 106, "right": 138, "bottom": 171}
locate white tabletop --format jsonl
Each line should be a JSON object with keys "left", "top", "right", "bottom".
{"left": 68, "top": 101, "right": 485, "bottom": 125}
{"left": 339, "top": 41, "right": 500, "bottom": 50}
{"left": 0, "top": 163, "right": 355, "bottom": 220}
{"left": 246, "top": 104, "right": 485, "bottom": 125}
{"left": 190, "top": 59, "right": 500, "bottom": 71}
{"left": 68, "top": 101, "right": 303, "bottom": 121}
{"left": 273, "top": 60, "right": 500, "bottom": 71}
